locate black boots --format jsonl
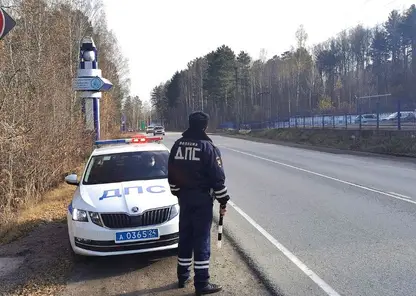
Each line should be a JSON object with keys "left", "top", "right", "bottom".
{"left": 179, "top": 279, "right": 223, "bottom": 295}
{"left": 195, "top": 283, "right": 223, "bottom": 295}
{"left": 178, "top": 278, "right": 191, "bottom": 288}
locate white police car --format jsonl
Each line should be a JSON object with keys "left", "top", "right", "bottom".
{"left": 65, "top": 135, "right": 179, "bottom": 256}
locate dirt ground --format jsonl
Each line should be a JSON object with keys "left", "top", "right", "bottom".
{"left": 0, "top": 202, "right": 271, "bottom": 296}
{"left": 60, "top": 226, "right": 270, "bottom": 296}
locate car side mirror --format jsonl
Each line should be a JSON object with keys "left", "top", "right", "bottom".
{"left": 65, "top": 174, "right": 79, "bottom": 186}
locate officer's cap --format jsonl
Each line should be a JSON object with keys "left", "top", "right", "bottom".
{"left": 189, "top": 111, "right": 209, "bottom": 130}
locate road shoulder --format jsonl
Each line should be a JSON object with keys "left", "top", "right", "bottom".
{"left": 0, "top": 184, "right": 75, "bottom": 296}
{"left": 60, "top": 223, "right": 271, "bottom": 296}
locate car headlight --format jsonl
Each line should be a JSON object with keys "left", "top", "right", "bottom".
{"left": 169, "top": 204, "right": 179, "bottom": 220}
{"left": 72, "top": 208, "right": 88, "bottom": 222}
{"left": 89, "top": 211, "right": 103, "bottom": 227}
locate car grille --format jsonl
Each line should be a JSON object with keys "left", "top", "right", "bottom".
{"left": 100, "top": 207, "right": 171, "bottom": 229}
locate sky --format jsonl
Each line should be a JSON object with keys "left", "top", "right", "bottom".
{"left": 102, "top": 0, "right": 415, "bottom": 103}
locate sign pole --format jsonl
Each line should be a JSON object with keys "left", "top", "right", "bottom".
{"left": 73, "top": 37, "right": 113, "bottom": 141}
{"left": 93, "top": 96, "right": 100, "bottom": 140}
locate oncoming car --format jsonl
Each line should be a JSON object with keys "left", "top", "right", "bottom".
{"left": 153, "top": 126, "right": 165, "bottom": 136}
{"left": 65, "top": 135, "right": 179, "bottom": 257}
{"left": 146, "top": 126, "right": 154, "bottom": 134}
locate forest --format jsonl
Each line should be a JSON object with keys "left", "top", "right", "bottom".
{"left": 151, "top": 5, "right": 416, "bottom": 130}
{"left": 0, "top": 0, "right": 129, "bottom": 221}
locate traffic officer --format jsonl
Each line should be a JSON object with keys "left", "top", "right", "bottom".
{"left": 168, "top": 111, "right": 230, "bottom": 295}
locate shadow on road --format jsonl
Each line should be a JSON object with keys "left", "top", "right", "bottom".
{"left": 112, "top": 283, "right": 195, "bottom": 296}
{"left": 0, "top": 220, "right": 73, "bottom": 295}
{"left": 67, "top": 248, "right": 178, "bottom": 284}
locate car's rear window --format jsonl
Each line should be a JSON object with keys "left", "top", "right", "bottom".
{"left": 82, "top": 151, "right": 169, "bottom": 185}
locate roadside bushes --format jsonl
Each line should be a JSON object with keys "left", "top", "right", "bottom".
{"left": 0, "top": 0, "right": 128, "bottom": 229}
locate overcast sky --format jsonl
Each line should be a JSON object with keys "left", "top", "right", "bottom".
{"left": 102, "top": 0, "right": 414, "bottom": 102}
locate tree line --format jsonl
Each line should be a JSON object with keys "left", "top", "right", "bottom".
{"left": 151, "top": 5, "right": 416, "bottom": 130}
{"left": 121, "top": 95, "right": 156, "bottom": 130}
{"left": 0, "top": 0, "right": 129, "bottom": 222}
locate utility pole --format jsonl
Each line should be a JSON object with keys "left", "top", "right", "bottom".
{"left": 235, "top": 66, "right": 239, "bottom": 129}
{"left": 356, "top": 93, "right": 392, "bottom": 130}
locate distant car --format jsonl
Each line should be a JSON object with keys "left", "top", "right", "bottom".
{"left": 354, "top": 114, "right": 377, "bottom": 124}
{"left": 382, "top": 111, "right": 416, "bottom": 122}
{"left": 146, "top": 126, "right": 154, "bottom": 134}
{"left": 65, "top": 135, "right": 179, "bottom": 257}
{"left": 153, "top": 126, "right": 165, "bottom": 136}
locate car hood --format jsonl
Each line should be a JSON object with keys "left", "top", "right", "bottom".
{"left": 79, "top": 179, "right": 177, "bottom": 215}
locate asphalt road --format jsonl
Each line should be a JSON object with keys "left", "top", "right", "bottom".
{"left": 164, "top": 132, "right": 416, "bottom": 296}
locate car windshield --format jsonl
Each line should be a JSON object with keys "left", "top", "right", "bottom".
{"left": 82, "top": 150, "right": 169, "bottom": 185}
{"left": 154, "top": 126, "right": 163, "bottom": 130}
{"left": 386, "top": 112, "right": 398, "bottom": 119}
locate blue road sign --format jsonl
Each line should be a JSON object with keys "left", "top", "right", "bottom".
{"left": 73, "top": 77, "right": 113, "bottom": 92}
{"left": 0, "top": 8, "right": 16, "bottom": 40}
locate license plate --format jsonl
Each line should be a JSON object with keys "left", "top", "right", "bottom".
{"left": 115, "top": 229, "right": 159, "bottom": 243}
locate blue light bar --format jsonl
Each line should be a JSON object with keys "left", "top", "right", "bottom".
{"left": 94, "top": 136, "right": 162, "bottom": 146}
{"left": 95, "top": 139, "right": 129, "bottom": 145}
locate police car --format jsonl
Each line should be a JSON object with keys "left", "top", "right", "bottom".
{"left": 65, "top": 134, "right": 179, "bottom": 256}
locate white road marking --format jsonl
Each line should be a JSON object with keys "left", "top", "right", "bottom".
{"left": 388, "top": 192, "right": 412, "bottom": 200}
{"left": 220, "top": 146, "right": 416, "bottom": 206}
{"left": 228, "top": 200, "right": 342, "bottom": 296}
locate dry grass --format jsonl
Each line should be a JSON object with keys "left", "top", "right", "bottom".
{"left": 223, "top": 128, "right": 416, "bottom": 157}
{"left": 0, "top": 133, "right": 132, "bottom": 245}
{"left": 0, "top": 184, "right": 75, "bottom": 245}
{"left": 0, "top": 167, "right": 82, "bottom": 296}
{"left": 0, "top": 166, "right": 82, "bottom": 245}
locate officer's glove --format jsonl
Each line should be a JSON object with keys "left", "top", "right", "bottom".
{"left": 215, "top": 194, "right": 230, "bottom": 207}
{"left": 219, "top": 203, "right": 227, "bottom": 216}
{"left": 169, "top": 184, "right": 180, "bottom": 197}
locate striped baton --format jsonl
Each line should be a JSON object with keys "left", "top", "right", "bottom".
{"left": 217, "top": 204, "right": 226, "bottom": 249}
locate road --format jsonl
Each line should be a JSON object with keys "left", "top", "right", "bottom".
{"left": 163, "top": 132, "right": 416, "bottom": 296}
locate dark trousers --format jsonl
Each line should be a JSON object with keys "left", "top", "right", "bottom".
{"left": 177, "top": 199, "right": 213, "bottom": 290}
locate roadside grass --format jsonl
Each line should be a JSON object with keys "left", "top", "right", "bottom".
{"left": 219, "top": 128, "right": 416, "bottom": 157}
{"left": 0, "top": 183, "right": 76, "bottom": 245}
{"left": 0, "top": 132, "right": 133, "bottom": 244}
{"left": 0, "top": 166, "right": 82, "bottom": 246}
{"left": 0, "top": 132, "right": 125, "bottom": 295}
{"left": 0, "top": 167, "right": 82, "bottom": 296}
